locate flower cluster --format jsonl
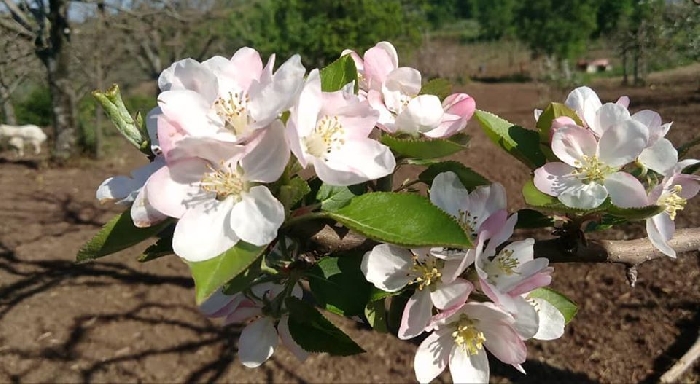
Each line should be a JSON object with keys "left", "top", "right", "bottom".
{"left": 362, "top": 171, "right": 564, "bottom": 383}
{"left": 533, "top": 86, "right": 700, "bottom": 257}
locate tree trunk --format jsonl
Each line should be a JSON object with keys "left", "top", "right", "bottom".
{"left": 0, "top": 86, "right": 17, "bottom": 125}
{"left": 622, "top": 48, "right": 629, "bottom": 86}
{"left": 45, "top": 0, "right": 76, "bottom": 163}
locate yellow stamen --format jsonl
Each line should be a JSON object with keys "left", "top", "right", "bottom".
{"left": 410, "top": 256, "right": 443, "bottom": 290}
{"left": 304, "top": 116, "right": 346, "bottom": 159}
{"left": 572, "top": 155, "right": 614, "bottom": 184}
{"left": 452, "top": 315, "right": 486, "bottom": 355}
{"left": 657, "top": 185, "right": 686, "bottom": 220}
{"left": 214, "top": 91, "right": 252, "bottom": 137}
{"left": 199, "top": 162, "right": 247, "bottom": 201}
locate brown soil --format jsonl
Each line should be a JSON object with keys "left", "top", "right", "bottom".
{"left": 1, "top": 69, "right": 699, "bottom": 383}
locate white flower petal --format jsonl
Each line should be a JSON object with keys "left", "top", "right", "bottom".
{"left": 361, "top": 244, "right": 414, "bottom": 292}
{"left": 638, "top": 138, "right": 678, "bottom": 175}
{"left": 551, "top": 126, "right": 598, "bottom": 167}
{"left": 238, "top": 317, "right": 278, "bottom": 368}
{"left": 241, "top": 121, "right": 290, "bottom": 183}
{"left": 230, "top": 186, "right": 284, "bottom": 246}
{"left": 647, "top": 214, "right": 676, "bottom": 258}
{"left": 399, "top": 289, "right": 433, "bottom": 340}
{"left": 430, "top": 279, "right": 472, "bottom": 310}
{"left": 530, "top": 297, "right": 565, "bottom": 341}
{"left": 394, "top": 95, "right": 444, "bottom": 135}
{"left": 558, "top": 181, "right": 608, "bottom": 209}
{"left": 130, "top": 188, "right": 168, "bottom": 228}
{"left": 565, "top": 86, "right": 602, "bottom": 132}
{"left": 512, "top": 296, "right": 539, "bottom": 339}
{"left": 248, "top": 55, "right": 306, "bottom": 127}
{"left": 96, "top": 176, "right": 140, "bottom": 203}
{"left": 594, "top": 103, "right": 631, "bottom": 135}
{"left": 604, "top": 171, "right": 650, "bottom": 208}
{"left": 430, "top": 171, "right": 470, "bottom": 218}
{"left": 278, "top": 315, "right": 309, "bottom": 362}
{"left": 172, "top": 198, "right": 240, "bottom": 262}
{"left": 414, "top": 331, "right": 452, "bottom": 384}
{"left": 598, "top": 119, "right": 649, "bottom": 168}
{"left": 533, "top": 162, "right": 576, "bottom": 197}
{"left": 632, "top": 110, "right": 663, "bottom": 144}
{"left": 449, "top": 344, "right": 490, "bottom": 384}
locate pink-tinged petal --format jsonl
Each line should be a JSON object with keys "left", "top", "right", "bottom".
{"left": 463, "top": 302, "right": 515, "bottom": 325}
{"left": 158, "top": 90, "right": 217, "bottom": 136}
{"left": 341, "top": 49, "right": 364, "bottom": 72}
{"left": 367, "top": 90, "right": 396, "bottom": 130}
{"left": 443, "top": 93, "right": 476, "bottom": 118}
{"left": 500, "top": 257, "right": 549, "bottom": 293}
{"left": 479, "top": 278, "right": 518, "bottom": 313}
{"left": 431, "top": 279, "right": 473, "bottom": 310}
{"left": 449, "top": 346, "right": 490, "bottom": 384}
{"left": 248, "top": 55, "right": 306, "bottom": 127}
{"left": 565, "top": 86, "right": 602, "bottom": 132}
{"left": 226, "top": 305, "right": 262, "bottom": 324}
{"left": 483, "top": 213, "right": 518, "bottom": 257}
{"left": 158, "top": 58, "right": 218, "bottom": 103}
{"left": 632, "top": 110, "right": 663, "bottom": 144}
{"left": 230, "top": 186, "right": 284, "bottom": 247}
{"left": 477, "top": 209, "right": 509, "bottom": 242}
{"left": 558, "top": 181, "right": 608, "bottom": 209}
{"left": 616, "top": 95, "right": 630, "bottom": 108}
{"left": 440, "top": 250, "right": 476, "bottom": 284}
{"left": 395, "top": 95, "right": 444, "bottom": 135}
{"left": 604, "top": 171, "right": 649, "bottom": 208}
{"left": 551, "top": 126, "right": 598, "bottom": 166}
{"left": 465, "top": 183, "right": 507, "bottom": 230}
{"left": 638, "top": 138, "right": 678, "bottom": 175}
{"left": 145, "top": 161, "right": 204, "bottom": 218}
{"left": 533, "top": 162, "right": 576, "bottom": 197}
{"left": 293, "top": 69, "right": 323, "bottom": 139}
{"left": 238, "top": 317, "right": 278, "bottom": 368}
{"left": 278, "top": 315, "right": 309, "bottom": 362}
{"left": 671, "top": 159, "right": 700, "bottom": 175}
{"left": 593, "top": 103, "right": 631, "bottom": 135}
{"left": 647, "top": 214, "right": 676, "bottom": 258}
{"left": 130, "top": 188, "right": 168, "bottom": 228}
{"left": 241, "top": 121, "right": 289, "bottom": 183}
{"left": 511, "top": 296, "right": 539, "bottom": 339}
{"left": 549, "top": 116, "right": 578, "bottom": 140}
{"left": 414, "top": 330, "right": 452, "bottom": 384}
{"left": 322, "top": 139, "right": 395, "bottom": 184}
{"left": 151, "top": 110, "right": 185, "bottom": 158}
{"left": 598, "top": 119, "right": 649, "bottom": 167}
{"left": 530, "top": 297, "right": 565, "bottom": 341}
{"left": 430, "top": 171, "right": 470, "bottom": 218}
{"left": 508, "top": 270, "right": 552, "bottom": 297}
{"left": 227, "top": 47, "right": 264, "bottom": 90}
{"left": 199, "top": 290, "right": 240, "bottom": 318}
{"left": 173, "top": 198, "right": 240, "bottom": 262}
{"left": 361, "top": 244, "right": 414, "bottom": 292}
{"left": 383, "top": 67, "right": 422, "bottom": 101}
{"left": 327, "top": 99, "right": 379, "bottom": 141}
{"left": 373, "top": 42, "right": 399, "bottom": 69}
{"left": 673, "top": 175, "right": 700, "bottom": 199}
{"left": 399, "top": 289, "right": 433, "bottom": 340}
{"left": 482, "top": 322, "right": 528, "bottom": 366}
{"left": 363, "top": 44, "right": 399, "bottom": 90}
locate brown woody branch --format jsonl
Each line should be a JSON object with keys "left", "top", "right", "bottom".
{"left": 289, "top": 222, "right": 700, "bottom": 266}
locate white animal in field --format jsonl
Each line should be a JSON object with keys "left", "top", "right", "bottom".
{"left": 0, "top": 124, "right": 47, "bottom": 157}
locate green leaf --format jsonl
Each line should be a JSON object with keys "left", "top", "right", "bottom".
{"left": 474, "top": 110, "right": 546, "bottom": 169}
{"left": 188, "top": 242, "right": 266, "bottom": 304}
{"left": 683, "top": 162, "right": 700, "bottom": 175}
{"left": 678, "top": 135, "right": 700, "bottom": 158}
{"left": 380, "top": 134, "right": 469, "bottom": 160}
{"left": 418, "top": 161, "right": 490, "bottom": 191}
{"left": 369, "top": 287, "right": 396, "bottom": 302}
{"left": 77, "top": 212, "right": 172, "bottom": 262}
{"left": 317, "top": 183, "right": 366, "bottom": 212}
{"left": 607, "top": 204, "right": 663, "bottom": 221}
{"left": 528, "top": 287, "right": 578, "bottom": 324}
{"left": 285, "top": 297, "right": 365, "bottom": 356}
{"left": 138, "top": 224, "right": 175, "bottom": 262}
{"left": 515, "top": 209, "right": 554, "bottom": 229}
{"left": 329, "top": 192, "right": 471, "bottom": 248}
{"left": 419, "top": 78, "right": 452, "bottom": 100}
{"left": 308, "top": 253, "right": 372, "bottom": 316}
{"left": 222, "top": 256, "right": 263, "bottom": 295}
{"left": 319, "top": 55, "right": 358, "bottom": 93}
{"left": 279, "top": 177, "right": 311, "bottom": 211}
{"left": 364, "top": 300, "right": 388, "bottom": 333}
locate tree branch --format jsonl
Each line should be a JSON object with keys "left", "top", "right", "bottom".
{"left": 290, "top": 222, "right": 700, "bottom": 266}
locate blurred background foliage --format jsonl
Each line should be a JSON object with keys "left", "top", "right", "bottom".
{"left": 1, "top": 0, "right": 698, "bottom": 158}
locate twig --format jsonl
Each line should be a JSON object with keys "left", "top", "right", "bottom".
{"left": 289, "top": 221, "right": 700, "bottom": 266}
{"left": 660, "top": 333, "right": 700, "bottom": 383}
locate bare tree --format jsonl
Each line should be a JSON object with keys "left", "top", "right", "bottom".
{"left": 0, "top": 27, "right": 38, "bottom": 124}
{"left": 1, "top": 0, "right": 77, "bottom": 163}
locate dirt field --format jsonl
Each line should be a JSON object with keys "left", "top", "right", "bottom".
{"left": 1, "top": 68, "right": 699, "bottom": 383}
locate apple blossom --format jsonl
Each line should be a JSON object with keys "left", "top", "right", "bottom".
{"left": 145, "top": 123, "right": 289, "bottom": 261}
{"left": 414, "top": 302, "right": 527, "bottom": 384}
{"left": 361, "top": 244, "right": 473, "bottom": 340}
{"left": 199, "top": 282, "right": 308, "bottom": 367}
{"left": 534, "top": 122, "right": 650, "bottom": 209}
{"left": 155, "top": 48, "right": 305, "bottom": 151}
{"left": 287, "top": 69, "right": 395, "bottom": 186}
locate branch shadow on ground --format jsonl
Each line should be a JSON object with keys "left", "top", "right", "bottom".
{"left": 0, "top": 242, "right": 306, "bottom": 383}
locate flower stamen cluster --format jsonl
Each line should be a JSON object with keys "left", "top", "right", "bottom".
{"left": 657, "top": 185, "right": 686, "bottom": 220}
{"left": 199, "top": 162, "right": 248, "bottom": 201}
{"left": 214, "top": 91, "right": 252, "bottom": 137}
{"left": 452, "top": 315, "right": 486, "bottom": 355}
{"left": 572, "top": 155, "right": 614, "bottom": 184}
